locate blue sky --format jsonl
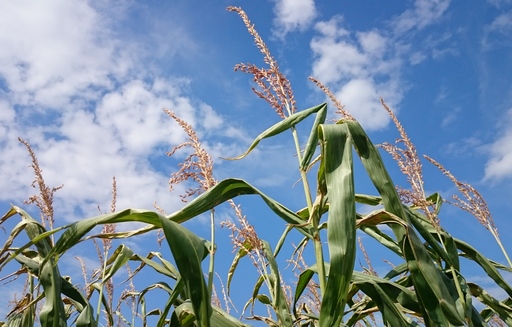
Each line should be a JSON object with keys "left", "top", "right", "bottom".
{"left": 1, "top": 0, "right": 512, "bottom": 323}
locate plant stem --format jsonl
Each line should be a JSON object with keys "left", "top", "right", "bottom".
{"left": 489, "top": 226, "right": 512, "bottom": 268}
{"left": 96, "top": 253, "right": 108, "bottom": 325}
{"left": 207, "top": 208, "right": 216, "bottom": 299}
{"left": 290, "top": 126, "right": 326, "bottom": 296}
{"left": 312, "top": 218, "right": 327, "bottom": 296}
{"left": 433, "top": 229, "right": 466, "bottom": 315}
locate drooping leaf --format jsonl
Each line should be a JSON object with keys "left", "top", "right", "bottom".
{"left": 469, "top": 283, "right": 512, "bottom": 325}
{"left": 167, "top": 178, "right": 314, "bottom": 239}
{"left": 102, "top": 244, "right": 134, "bottom": 283}
{"left": 318, "top": 123, "right": 356, "bottom": 327}
{"left": 261, "top": 240, "right": 293, "bottom": 326}
{"left": 160, "top": 217, "right": 212, "bottom": 327}
{"left": 227, "top": 240, "right": 252, "bottom": 295}
{"left": 300, "top": 103, "right": 328, "bottom": 170}
{"left": 345, "top": 120, "right": 466, "bottom": 325}
{"left": 225, "top": 103, "right": 326, "bottom": 161}
{"left": 9, "top": 207, "right": 68, "bottom": 327}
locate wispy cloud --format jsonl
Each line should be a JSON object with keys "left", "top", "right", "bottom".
{"left": 487, "top": 0, "right": 512, "bottom": 9}
{"left": 482, "top": 9, "right": 512, "bottom": 51}
{"left": 489, "top": 10, "right": 512, "bottom": 34}
{"left": 392, "top": 0, "right": 451, "bottom": 35}
{"left": 443, "top": 136, "right": 484, "bottom": 158}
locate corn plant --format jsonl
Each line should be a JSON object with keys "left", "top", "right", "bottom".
{"left": 1, "top": 5, "right": 512, "bottom": 327}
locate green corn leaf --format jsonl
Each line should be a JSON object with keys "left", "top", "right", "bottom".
{"left": 170, "top": 302, "right": 251, "bottom": 327}
{"left": 50, "top": 209, "right": 164, "bottom": 258}
{"left": 405, "top": 207, "right": 459, "bottom": 270}
{"left": 0, "top": 206, "right": 63, "bottom": 268}
{"left": 457, "top": 236, "right": 512, "bottom": 297}
{"left": 356, "top": 280, "right": 412, "bottom": 326}
{"left": 90, "top": 282, "right": 115, "bottom": 327}
{"left": 411, "top": 212, "right": 512, "bottom": 299}
{"left": 318, "top": 123, "right": 356, "bottom": 327}
{"left": 171, "top": 302, "right": 196, "bottom": 326}
{"left": 157, "top": 292, "right": 177, "bottom": 327}
{"left": 12, "top": 251, "right": 96, "bottom": 326}
{"left": 468, "top": 283, "right": 512, "bottom": 325}
{"left": 261, "top": 240, "right": 293, "bottom": 326}
{"left": 356, "top": 209, "right": 407, "bottom": 229}
{"left": 358, "top": 224, "right": 402, "bottom": 256}
{"left": 383, "top": 262, "right": 409, "bottom": 280}
{"left": 135, "top": 280, "right": 183, "bottom": 327}
{"left": 351, "top": 271, "right": 421, "bottom": 318}
{"left": 102, "top": 244, "right": 134, "bottom": 283}
{"left": 167, "top": 178, "right": 314, "bottom": 238}
{"left": 300, "top": 103, "right": 328, "bottom": 170}
{"left": 273, "top": 224, "right": 293, "bottom": 257}
{"left": 137, "top": 281, "right": 175, "bottom": 305}
{"left": 210, "top": 306, "right": 252, "bottom": 327}
{"left": 160, "top": 217, "right": 212, "bottom": 327}
{"left": 256, "top": 294, "right": 272, "bottom": 305}
{"left": 426, "top": 192, "right": 444, "bottom": 216}
{"left": 241, "top": 274, "right": 266, "bottom": 317}
{"left": 484, "top": 259, "right": 512, "bottom": 273}
{"left": 224, "top": 103, "right": 326, "bottom": 161}
{"left": 344, "top": 120, "right": 407, "bottom": 230}
{"left": 294, "top": 193, "right": 380, "bottom": 220}
{"left": 128, "top": 252, "right": 180, "bottom": 280}
{"left": 294, "top": 268, "right": 315, "bottom": 317}
{"left": 62, "top": 279, "right": 96, "bottom": 326}
{"left": 345, "top": 119, "right": 465, "bottom": 325}
{"left": 227, "top": 240, "right": 252, "bottom": 295}
{"left": 11, "top": 208, "right": 67, "bottom": 327}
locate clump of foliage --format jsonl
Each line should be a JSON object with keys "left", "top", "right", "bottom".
{"left": 1, "top": 6, "right": 512, "bottom": 327}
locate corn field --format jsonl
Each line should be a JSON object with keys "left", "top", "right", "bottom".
{"left": 1, "top": 6, "right": 512, "bottom": 327}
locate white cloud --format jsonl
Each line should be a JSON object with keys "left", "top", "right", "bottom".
{"left": 0, "top": 0, "right": 132, "bottom": 109}
{"left": 310, "top": 32, "right": 367, "bottom": 84}
{"left": 5, "top": 69, "right": 241, "bottom": 221}
{"left": 334, "top": 79, "right": 392, "bottom": 130}
{"left": 357, "top": 30, "right": 388, "bottom": 56}
{"left": 273, "top": 0, "right": 317, "bottom": 37}
{"left": 392, "top": 0, "right": 451, "bottom": 35}
{"left": 0, "top": 100, "right": 15, "bottom": 140}
{"left": 0, "top": 0, "right": 245, "bottom": 223}
{"left": 96, "top": 79, "right": 193, "bottom": 156}
{"left": 310, "top": 17, "right": 401, "bottom": 130}
{"left": 198, "top": 103, "right": 224, "bottom": 131}
{"left": 309, "top": 1, "right": 455, "bottom": 130}
{"left": 484, "top": 108, "right": 512, "bottom": 181}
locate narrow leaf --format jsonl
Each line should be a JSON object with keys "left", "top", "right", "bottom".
{"left": 300, "top": 103, "right": 328, "bottom": 170}
{"left": 167, "top": 178, "right": 314, "bottom": 239}
{"left": 261, "top": 240, "right": 293, "bottom": 326}
{"left": 225, "top": 103, "right": 326, "bottom": 161}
